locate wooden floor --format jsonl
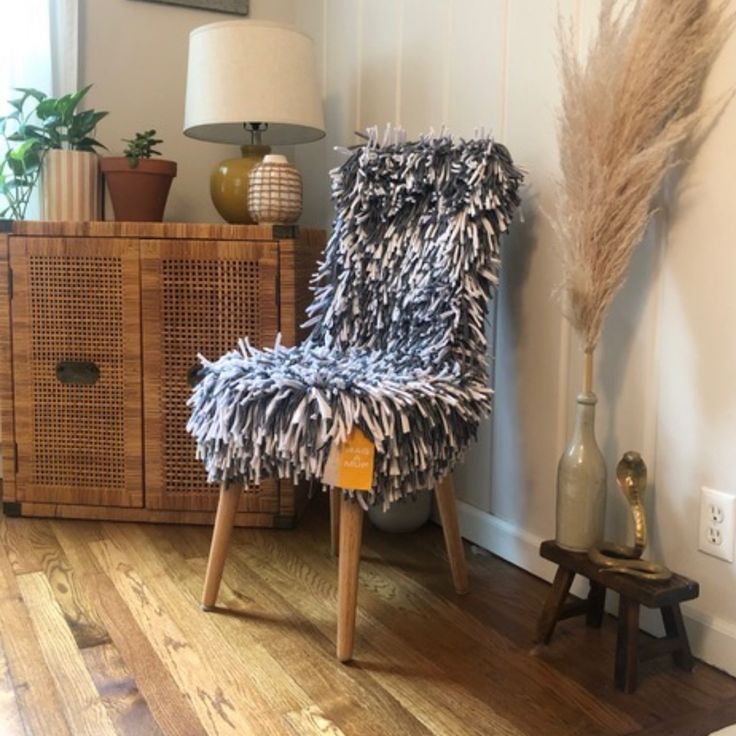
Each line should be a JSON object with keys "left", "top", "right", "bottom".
{"left": 1, "top": 498, "right": 736, "bottom": 736}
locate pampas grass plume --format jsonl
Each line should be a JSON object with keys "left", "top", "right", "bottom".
{"left": 554, "top": 0, "right": 731, "bottom": 354}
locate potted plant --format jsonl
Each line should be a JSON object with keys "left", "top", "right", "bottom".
{"left": 100, "top": 129, "right": 177, "bottom": 222}
{"left": 0, "top": 89, "right": 45, "bottom": 222}
{"left": 30, "top": 85, "right": 108, "bottom": 221}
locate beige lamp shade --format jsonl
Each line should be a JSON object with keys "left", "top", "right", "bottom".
{"left": 183, "top": 20, "right": 325, "bottom": 145}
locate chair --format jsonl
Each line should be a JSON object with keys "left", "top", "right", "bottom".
{"left": 187, "top": 130, "right": 523, "bottom": 662}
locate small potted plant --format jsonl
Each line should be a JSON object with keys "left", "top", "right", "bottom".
{"left": 1, "top": 86, "right": 107, "bottom": 222}
{"left": 32, "top": 85, "right": 108, "bottom": 221}
{"left": 101, "top": 129, "right": 177, "bottom": 222}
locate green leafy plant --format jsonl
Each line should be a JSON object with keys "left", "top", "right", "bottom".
{"left": 0, "top": 85, "right": 108, "bottom": 220}
{"left": 122, "top": 129, "right": 162, "bottom": 168}
{"left": 30, "top": 85, "right": 108, "bottom": 152}
{"left": 0, "top": 89, "right": 45, "bottom": 220}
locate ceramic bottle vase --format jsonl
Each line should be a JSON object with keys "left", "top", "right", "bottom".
{"left": 555, "top": 391, "right": 607, "bottom": 551}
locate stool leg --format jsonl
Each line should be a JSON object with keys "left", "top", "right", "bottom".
{"left": 586, "top": 582, "right": 606, "bottom": 628}
{"left": 535, "top": 566, "right": 575, "bottom": 644}
{"left": 662, "top": 604, "right": 695, "bottom": 671}
{"left": 435, "top": 476, "right": 469, "bottom": 594}
{"left": 615, "top": 597, "right": 640, "bottom": 693}
{"left": 337, "top": 496, "right": 364, "bottom": 663}
{"left": 330, "top": 488, "right": 341, "bottom": 557}
{"left": 202, "top": 480, "right": 240, "bottom": 611}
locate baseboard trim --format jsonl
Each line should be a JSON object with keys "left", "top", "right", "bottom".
{"left": 456, "top": 500, "right": 736, "bottom": 677}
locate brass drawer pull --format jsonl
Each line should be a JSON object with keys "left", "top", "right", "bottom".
{"left": 56, "top": 360, "right": 100, "bottom": 385}
{"left": 187, "top": 363, "right": 204, "bottom": 388}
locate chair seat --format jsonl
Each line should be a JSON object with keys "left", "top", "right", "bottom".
{"left": 187, "top": 338, "right": 491, "bottom": 504}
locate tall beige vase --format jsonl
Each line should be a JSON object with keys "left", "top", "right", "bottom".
{"left": 555, "top": 392, "right": 607, "bottom": 551}
{"left": 41, "top": 150, "right": 103, "bottom": 221}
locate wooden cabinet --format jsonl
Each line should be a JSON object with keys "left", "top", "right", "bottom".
{"left": 0, "top": 221, "right": 325, "bottom": 527}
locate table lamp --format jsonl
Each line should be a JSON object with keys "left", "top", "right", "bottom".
{"left": 183, "top": 20, "right": 325, "bottom": 224}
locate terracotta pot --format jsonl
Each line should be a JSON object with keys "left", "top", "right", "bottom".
{"left": 101, "top": 157, "right": 177, "bottom": 222}
{"left": 41, "top": 150, "right": 103, "bottom": 221}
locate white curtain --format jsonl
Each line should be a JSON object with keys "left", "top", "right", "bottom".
{"left": 0, "top": 0, "right": 78, "bottom": 217}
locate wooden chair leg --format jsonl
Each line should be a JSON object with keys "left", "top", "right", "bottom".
{"left": 337, "top": 496, "right": 363, "bottom": 663}
{"left": 201, "top": 480, "right": 240, "bottom": 611}
{"left": 330, "top": 488, "right": 341, "bottom": 557}
{"left": 435, "top": 475, "right": 469, "bottom": 594}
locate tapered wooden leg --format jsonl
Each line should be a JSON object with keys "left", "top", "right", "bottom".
{"left": 337, "top": 497, "right": 363, "bottom": 663}
{"left": 330, "top": 488, "right": 341, "bottom": 557}
{"left": 201, "top": 480, "right": 240, "bottom": 611}
{"left": 435, "top": 476, "right": 469, "bottom": 594}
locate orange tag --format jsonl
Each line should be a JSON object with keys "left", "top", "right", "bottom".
{"left": 322, "top": 428, "right": 375, "bottom": 491}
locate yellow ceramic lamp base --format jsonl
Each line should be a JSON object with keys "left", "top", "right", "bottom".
{"left": 210, "top": 144, "right": 270, "bottom": 224}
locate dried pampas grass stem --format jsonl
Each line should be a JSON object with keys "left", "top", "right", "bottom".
{"left": 554, "top": 0, "right": 731, "bottom": 355}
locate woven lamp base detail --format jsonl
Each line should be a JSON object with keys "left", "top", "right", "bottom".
{"left": 248, "top": 154, "right": 303, "bottom": 225}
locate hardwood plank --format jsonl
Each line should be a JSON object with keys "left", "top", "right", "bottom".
{"left": 92, "top": 571, "right": 208, "bottom": 736}
{"left": 103, "top": 522, "right": 311, "bottom": 717}
{"left": 283, "top": 705, "right": 346, "bottom": 736}
{"left": 88, "top": 533, "right": 280, "bottom": 735}
{"left": 142, "top": 524, "right": 432, "bottom": 736}
{"left": 226, "top": 530, "right": 526, "bottom": 736}
{"left": 81, "top": 643, "right": 164, "bottom": 736}
{"left": 267, "top": 521, "right": 621, "bottom": 736}
{"left": 1, "top": 505, "right": 735, "bottom": 736}
{"left": 51, "top": 520, "right": 209, "bottom": 736}
{"left": 16, "top": 572, "right": 117, "bottom": 736}
{"left": 0, "top": 635, "right": 27, "bottom": 736}
{"left": 0, "top": 587, "right": 72, "bottom": 735}
{"left": 357, "top": 510, "right": 736, "bottom": 729}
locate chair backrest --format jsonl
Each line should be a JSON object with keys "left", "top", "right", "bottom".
{"left": 305, "top": 134, "right": 523, "bottom": 375}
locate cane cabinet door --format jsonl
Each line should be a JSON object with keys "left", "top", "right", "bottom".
{"left": 9, "top": 237, "right": 143, "bottom": 507}
{"left": 140, "top": 239, "right": 280, "bottom": 515}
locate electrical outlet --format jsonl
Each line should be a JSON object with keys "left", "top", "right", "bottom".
{"left": 699, "top": 486, "right": 735, "bottom": 562}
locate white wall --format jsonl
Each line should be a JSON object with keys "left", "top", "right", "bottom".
{"left": 80, "top": 0, "right": 301, "bottom": 223}
{"left": 80, "top": 0, "right": 736, "bottom": 673}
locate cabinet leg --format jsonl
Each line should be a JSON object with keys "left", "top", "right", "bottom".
{"left": 535, "top": 566, "right": 575, "bottom": 644}
{"left": 201, "top": 480, "right": 240, "bottom": 611}
{"left": 615, "top": 597, "right": 640, "bottom": 693}
{"left": 662, "top": 604, "right": 695, "bottom": 671}
{"left": 586, "top": 582, "right": 606, "bottom": 628}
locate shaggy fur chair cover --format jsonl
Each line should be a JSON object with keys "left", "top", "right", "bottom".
{"left": 187, "top": 131, "right": 523, "bottom": 506}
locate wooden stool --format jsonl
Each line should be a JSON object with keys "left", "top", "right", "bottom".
{"left": 535, "top": 540, "right": 699, "bottom": 693}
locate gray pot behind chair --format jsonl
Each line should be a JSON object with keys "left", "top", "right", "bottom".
{"left": 368, "top": 491, "right": 433, "bottom": 533}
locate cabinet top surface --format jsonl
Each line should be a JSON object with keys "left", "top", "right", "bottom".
{"left": 4, "top": 221, "right": 324, "bottom": 241}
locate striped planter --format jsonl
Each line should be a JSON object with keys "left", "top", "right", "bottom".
{"left": 41, "top": 150, "right": 103, "bottom": 221}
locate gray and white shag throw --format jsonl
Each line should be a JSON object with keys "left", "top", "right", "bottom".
{"left": 187, "top": 128, "right": 523, "bottom": 507}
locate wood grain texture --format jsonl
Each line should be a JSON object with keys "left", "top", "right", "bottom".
{"left": 1, "top": 498, "right": 736, "bottom": 735}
